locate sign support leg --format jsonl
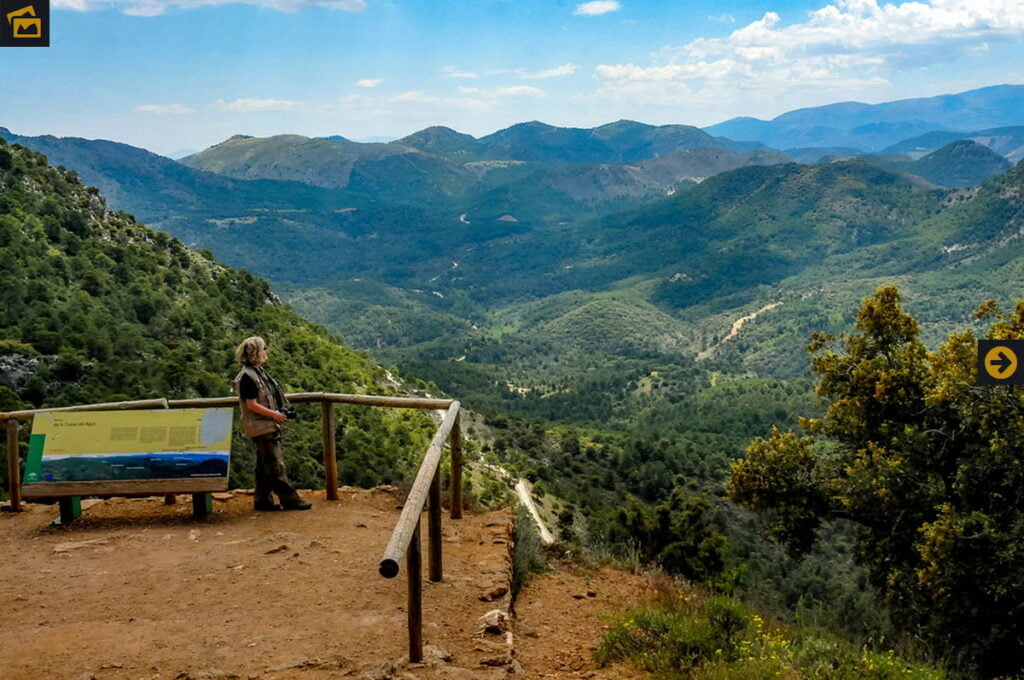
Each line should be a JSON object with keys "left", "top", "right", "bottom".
{"left": 192, "top": 493, "right": 212, "bottom": 518}
{"left": 55, "top": 497, "right": 81, "bottom": 525}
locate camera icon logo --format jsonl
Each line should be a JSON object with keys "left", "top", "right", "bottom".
{"left": 1, "top": 0, "right": 48, "bottom": 46}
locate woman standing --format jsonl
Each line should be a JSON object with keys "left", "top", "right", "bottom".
{"left": 233, "top": 336, "right": 312, "bottom": 511}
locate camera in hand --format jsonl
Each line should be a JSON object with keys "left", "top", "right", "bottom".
{"left": 281, "top": 407, "right": 298, "bottom": 421}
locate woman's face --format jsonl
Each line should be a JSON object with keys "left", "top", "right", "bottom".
{"left": 253, "top": 344, "right": 269, "bottom": 366}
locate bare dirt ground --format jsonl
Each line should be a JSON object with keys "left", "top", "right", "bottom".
{"left": 0, "top": 489, "right": 515, "bottom": 680}
{"left": 514, "top": 564, "right": 652, "bottom": 680}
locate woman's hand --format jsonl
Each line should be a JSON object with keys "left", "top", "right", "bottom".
{"left": 246, "top": 399, "right": 289, "bottom": 422}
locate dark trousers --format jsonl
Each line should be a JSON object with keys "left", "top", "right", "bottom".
{"left": 253, "top": 431, "right": 301, "bottom": 505}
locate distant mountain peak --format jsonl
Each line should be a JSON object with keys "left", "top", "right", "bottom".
{"left": 592, "top": 120, "right": 653, "bottom": 132}
{"left": 503, "top": 120, "right": 561, "bottom": 133}
{"left": 395, "top": 126, "right": 481, "bottom": 156}
{"left": 704, "top": 83, "right": 1024, "bottom": 152}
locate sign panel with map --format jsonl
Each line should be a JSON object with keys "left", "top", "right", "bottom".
{"left": 23, "top": 409, "right": 233, "bottom": 484}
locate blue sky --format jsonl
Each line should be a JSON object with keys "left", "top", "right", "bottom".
{"left": 1, "top": 0, "right": 1022, "bottom": 155}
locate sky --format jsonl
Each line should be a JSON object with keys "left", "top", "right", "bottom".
{"left": 1, "top": 0, "right": 1023, "bottom": 156}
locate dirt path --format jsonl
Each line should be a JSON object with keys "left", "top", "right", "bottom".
{"left": 697, "top": 302, "right": 781, "bottom": 360}
{"left": 514, "top": 480, "right": 555, "bottom": 546}
{"left": 514, "top": 565, "right": 652, "bottom": 679}
{"left": 0, "top": 489, "right": 513, "bottom": 680}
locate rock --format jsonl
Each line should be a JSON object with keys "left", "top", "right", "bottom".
{"left": 587, "top": 590, "right": 597, "bottom": 597}
{"left": 100, "top": 662, "right": 124, "bottom": 669}
{"left": 572, "top": 594, "right": 586, "bottom": 599}
{"left": 516, "top": 621, "right": 539, "bottom": 638}
{"left": 212, "top": 493, "right": 235, "bottom": 501}
{"left": 477, "top": 584, "right": 509, "bottom": 602}
{"left": 509, "top": 659, "right": 525, "bottom": 675}
{"left": 308, "top": 539, "right": 325, "bottom": 548}
{"left": 266, "top": 656, "right": 350, "bottom": 672}
{"left": 356, "top": 522, "right": 368, "bottom": 528}
{"left": 472, "top": 639, "right": 507, "bottom": 654}
{"left": 479, "top": 609, "right": 510, "bottom": 634}
{"left": 264, "top": 545, "right": 288, "bottom": 555}
{"left": 174, "top": 671, "right": 238, "bottom": 680}
{"left": 188, "top": 530, "right": 201, "bottom": 542}
{"left": 267, "top": 657, "right": 315, "bottom": 672}
{"left": 355, "top": 662, "right": 402, "bottom": 680}
{"left": 479, "top": 654, "right": 510, "bottom": 667}
{"left": 52, "top": 538, "right": 110, "bottom": 553}
{"left": 424, "top": 645, "right": 452, "bottom": 664}
{"left": 435, "top": 666, "right": 494, "bottom": 679}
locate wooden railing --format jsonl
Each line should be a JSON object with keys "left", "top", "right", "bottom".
{"left": 2, "top": 393, "right": 456, "bottom": 510}
{"left": 1, "top": 391, "right": 464, "bottom": 660}
{"left": 378, "top": 401, "right": 462, "bottom": 663}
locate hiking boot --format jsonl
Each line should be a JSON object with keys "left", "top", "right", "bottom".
{"left": 254, "top": 500, "right": 283, "bottom": 511}
{"left": 282, "top": 499, "right": 312, "bottom": 511}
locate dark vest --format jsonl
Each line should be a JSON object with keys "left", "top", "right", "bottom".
{"left": 233, "top": 365, "right": 289, "bottom": 438}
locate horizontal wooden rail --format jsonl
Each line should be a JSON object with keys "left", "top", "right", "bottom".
{"left": 379, "top": 401, "right": 460, "bottom": 579}
{"left": 1, "top": 393, "right": 453, "bottom": 421}
{"left": 0, "top": 398, "right": 171, "bottom": 421}
{"left": 289, "top": 393, "right": 453, "bottom": 409}
{"left": 21, "top": 478, "right": 228, "bottom": 499}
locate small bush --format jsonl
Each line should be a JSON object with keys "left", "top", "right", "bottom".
{"left": 595, "top": 583, "right": 944, "bottom": 680}
{"left": 512, "top": 504, "right": 546, "bottom": 599}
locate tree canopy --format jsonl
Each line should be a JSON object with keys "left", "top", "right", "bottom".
{"left": 729, "top": 286, "right": 1024, "bottom": 678}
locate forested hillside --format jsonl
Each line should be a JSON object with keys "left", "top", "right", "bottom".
{"left": 0, "top": 139, "right": 436, "bottom": 494}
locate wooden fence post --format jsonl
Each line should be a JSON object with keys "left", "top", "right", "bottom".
{"left": 450, "top": 416, "right": 462, "bottom": 520}
{"left": 428, "top": 465, "right": 442, "bottom": 582}
{"left": 6, "top": 419, "right": 21, "bottom": 512}
{"left": 407, "top": 519, "right": 423, "bottom": 663}
{"left": 321, "top": 400, "right": 339, "bottom": 501}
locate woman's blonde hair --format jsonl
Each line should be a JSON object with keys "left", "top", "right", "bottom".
{"left": 235, "top": 336, "right": 267, "bottom": 366}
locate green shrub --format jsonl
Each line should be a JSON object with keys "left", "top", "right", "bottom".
{"left": 595, "top": 583, "right": 944, "bottom": 680}
{"left": 511, "top": 504, "right": 546, "bottom": 599}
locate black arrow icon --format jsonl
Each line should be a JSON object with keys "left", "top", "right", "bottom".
{"left": 990, "top": 350, "right": 1014, "bottom": 374}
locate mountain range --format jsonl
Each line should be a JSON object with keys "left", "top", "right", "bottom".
{"left": 4, "top": 83, "right": 1024, "bottom": 421}
{"left": 704, "top": 84, "right": 1024, "bottom": 153}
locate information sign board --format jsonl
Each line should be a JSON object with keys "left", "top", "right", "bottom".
{"left": 23, "top": 408, "right": 233, "bottom": 484}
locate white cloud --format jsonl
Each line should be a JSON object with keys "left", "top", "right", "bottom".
{"left": 708, "top": 13, "right": 735, "bottom": 23}
{"left": 330, "top": 84, "right": 547, "bottom": 127}
{"left": 574, "top": 1, "right": 620, "bottom": 16}
{"left": 521, "top": 63, "right": 577, "bottom": 79}
{"left": 356, "top": 78, "right": 384, "bottom": 88}
{"left": 383, "top": 91, "right": 493, "bottom": 112}
{"left": 495, "top": 86, "right": 546, "bottom": 98}
{"left": 136, "top": 103, "right": 195, "bottom": 114}
{"left": 593, "top": 0, "right": 1024, "bottom": 108}
{"left": 53, "top": 0, "right": 365, "bottom": 16}
{"left": 442, "top": 66, "right": 480, "bottom": 79}
{"left": 213, "top": 98, "right": 308, "bottom": 112}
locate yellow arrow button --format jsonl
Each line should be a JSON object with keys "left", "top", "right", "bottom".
{"left": 985, "top": 345, "right": 1018, "bottom": 380}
